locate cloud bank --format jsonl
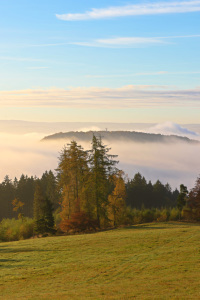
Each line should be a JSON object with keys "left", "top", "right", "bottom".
{"left": 0, "top": 86, "right": 199, "bottom": 109}
{"left": 145, "top": 122, "right": 200, "bottom": 139}
{"left": 56, "top": 1, "right": 200, "bottom": 21}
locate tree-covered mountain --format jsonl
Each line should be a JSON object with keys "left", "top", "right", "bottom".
{"left": 42, "top": 131, "right": 199, "bottom": 144}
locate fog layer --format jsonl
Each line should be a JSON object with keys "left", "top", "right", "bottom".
{"left": 0, "top": 132, "right": 199, "bottom": 190}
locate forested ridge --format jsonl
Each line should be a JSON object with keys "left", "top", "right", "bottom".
{"left": 42, "top": 130, "right": 199, "bottom": 144}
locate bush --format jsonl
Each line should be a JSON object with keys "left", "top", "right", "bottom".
{"left": 60, "top": 212, "right": 98, "bottom": 233}
{"left": 0, "top": 218, "right": 34, "bottom": 242}
{"left": 142, "top": 209, "right": 155, "bottom": 223}
{"left": 132, "top": 209, "right": 143, "bottom": 224}
{"left": 169, "top": 207, "right": 180, "bottom": 221}
{"left": 156, "top": 208, "right": 170, "bottom": 222}
{"left": 182, "top": 207, "right": 197, "bottom": 221}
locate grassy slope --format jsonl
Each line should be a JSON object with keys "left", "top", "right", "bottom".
{"left": 0, "top": 222, "right": 200, "bottom": 299}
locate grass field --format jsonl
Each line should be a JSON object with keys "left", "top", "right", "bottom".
{"left": 1, "top": 222, "right": 200, "bottom": 299}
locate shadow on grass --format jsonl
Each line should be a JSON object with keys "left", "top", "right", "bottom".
{"left": 0, "top": 258, "right": 24, "bottom": 269}
{"left": 0, "top": 247, "right": 36, "bottom": 253}
{"left": 122, "top": 225, "right": 167, "bottom": 230}
{"left": 120, "top": 222, "right": 200, "bottom": 231}
{"left": 0, "top": 258, "right": 20, "bottom": 263}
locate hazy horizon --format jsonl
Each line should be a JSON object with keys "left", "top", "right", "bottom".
{"left": 0, "top": 121, "right": 199, "bottom": 190}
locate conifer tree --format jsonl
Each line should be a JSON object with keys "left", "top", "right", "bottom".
{"left": 177, "top": 184, "right": 188, "bottom": 219}
{"left": 33, "top": 181, "right": 54, "bottom": 234}
{"left": 188, "top": 177, "right": 200, "bottom": 219}
{"left": 88, "top": 135, "right": 118, "bottom": 228}
{"left": 43, "top": 197, "right": 55, "bottom": 233}
{"left": 41, "top": 170, "right": 59, "bottom": 210}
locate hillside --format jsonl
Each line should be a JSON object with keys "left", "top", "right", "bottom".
{"left": 1, "top": 223, "right": 200, "bottom": 299}
{"left": 42, "top": 130, "right": 199, "bottom": 144}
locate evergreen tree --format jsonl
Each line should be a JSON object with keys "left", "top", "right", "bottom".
{"left": 41, "top": 170, "right": 59, "bottom": 210}
{"left": 177, "top": 184, "right": 188, "bottom": 219}
{"left": 33, "top": 181, "right": 54, "bottom": 234}
{"left": 126, "top": 173, "right": 148, "bottom": 209}
{"left": 0, "top": 176, "right": 15, "bottom": 220}
{"left": 88, "top": 135, "right": 118, "bottom": 228}
{"left": 188, "top": 177, "right": 200, "bottom": 219}
{"left": 43, "top": 197, "right": 55, "bottom": 233}
{"left": 16, "top": 174, "right": 35, "bottom": 218}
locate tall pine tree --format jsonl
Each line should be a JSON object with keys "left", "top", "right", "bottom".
{"left": 88, "top": 135, "right": 118, "bottom": 228}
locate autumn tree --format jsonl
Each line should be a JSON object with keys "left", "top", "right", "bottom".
{"left": 108, "top": 171, "right": 126, "bottom": 227}
{"left": 57, "top": 141, "right": 89, "bottom": 230}
{"left": 12, "top": 198, "right": 24, "bottom": 219}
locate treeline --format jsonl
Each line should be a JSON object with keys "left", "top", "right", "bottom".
{"left": 0, "top": 171, "right": 58, "bottom": 221}
{"left": 0, "top": 135, "right": 200, "bottom": 241}
{"left": 126, "top": 174, "right": 178, "bottom": 209}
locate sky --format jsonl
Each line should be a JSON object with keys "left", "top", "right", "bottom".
{"left": 0, "top": 0, "right": 200, "bottom": 123}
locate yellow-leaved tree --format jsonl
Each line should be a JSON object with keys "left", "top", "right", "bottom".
{"left": 108, "top": 171, "right": 126, "bottom": 227}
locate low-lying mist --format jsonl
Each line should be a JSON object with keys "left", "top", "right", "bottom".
{"left": 0, "top": 132, "right": 199, "bottom": 190}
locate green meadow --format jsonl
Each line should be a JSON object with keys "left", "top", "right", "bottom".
{"left": 1, "top": 222, "right": 200, "bottom": 299}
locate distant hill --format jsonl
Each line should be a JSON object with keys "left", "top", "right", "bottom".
{"left": 42, "top": 131, "right": 199, "bottom": 144}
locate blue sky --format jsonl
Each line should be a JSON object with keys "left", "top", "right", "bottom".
{"left": 0, "top": 0, "right": 200, "bottom": 123}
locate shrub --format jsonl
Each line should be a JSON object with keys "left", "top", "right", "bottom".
{"left": 156, "top": 208, "right": 170, "bottom": 222}
{"left": 182, "top": 207, "right": 197, "bottom": 221}
{"left": 142, "top": 209, "right": 155, "bottom": 223}
{"left": 60, "top": 212, "right": 98, "bottom": 233}
{"left": 0, "top": 218, "right": 34, "bottom": 242}
{"left": 132, "top": 209, "right": 143, "bottom": 224}
{"left": 122, "top": 206, "right": 134, "bottom": 225}
{"left": 169, "top": 207, "right": 180, "bottom": 221}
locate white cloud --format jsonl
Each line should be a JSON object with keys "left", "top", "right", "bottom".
{"left": 144, "top": 121, "right": 200, "bottom": 139}
{"left": 72, "top": 37, "right": 166, "bottom": 48}
{"left": 71, "top": 35, "right": 200, "bottom": 48}
{"left": 56, "top": 1, "right": 200, "bottom": 21}
{"left": 0, "top": 86, "right": 200, "bottom": 109}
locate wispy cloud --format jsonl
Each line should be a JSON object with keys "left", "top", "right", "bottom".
{"left": 56, "top": 1, "right": 200, "bottom": 21}
{"left": 0, "top": 86, "right": 199, "bottom": 109}
{"left": 72, "top": 37, "right": 166, "bottom": 48}
{"left": 27, "top": 67, "right": 49, "bottom": 70}
{"left": 71, "top": 34, "right": 200, "bottom": 48}
{"left": 86, "top": 71, "right": 200, "bottom": 78}
{"left": 8, "top": 35, "right": 199, "bottom": 50}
